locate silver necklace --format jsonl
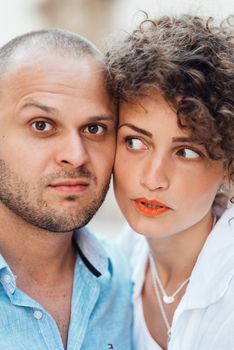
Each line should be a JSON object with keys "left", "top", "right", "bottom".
{"left": 149, "top": 214, "right": 217, "bottom": 304}
{"left": 149, "top": 253, "right": 190, "bottom": 304}
{"left": 148, "top": 215, "right": 216, "bottom": 343}
{"left": 149, "top": 254, "right": 172, "bottom": 341}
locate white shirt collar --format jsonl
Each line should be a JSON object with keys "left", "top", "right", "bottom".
{"left": 177, "top": 206, "right": 234, "bottom": 315}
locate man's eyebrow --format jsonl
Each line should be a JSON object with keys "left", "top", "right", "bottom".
{"left": 20, "top": 101, "right": 58, "bottom": 114}
{"left": 19, "top": 102, "right": 114, "bottom": 121}
{"left": 88, "top": 115, "right": 115, "bottom": 122}
{"left": 118, "top": 123, "right": 152, "bottom": 137}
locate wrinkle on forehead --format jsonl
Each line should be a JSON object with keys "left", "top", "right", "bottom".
{"left": 0, "top": 52, "right": 106, "bottom": 103}
{"left": 0, "top": 47, "right": 105, "bottom": 95}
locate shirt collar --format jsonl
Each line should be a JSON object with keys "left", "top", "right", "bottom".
{"left": 0, "top": 226, "right": 110, "bottom": 295}
{"left": 73, "top": 226, "right": 110, "bottom": 277}
{"left": 177, "top": 205, "right": 234, "bottom": 314}
{"left": 130, "top": 233, "right": 149, "bottom": 299}
{"left": 0, "top": 254, "right": 8, "bottom": 270}
{"left": 0, "top": 255, "right": 16, "bottom": 295}
{"left": 129, "top": 206, "right": 234, "bottom": 314}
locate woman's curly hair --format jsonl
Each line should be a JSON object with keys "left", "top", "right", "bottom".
{"left": 105, "top": 14, "right": 234, "bottom": 189}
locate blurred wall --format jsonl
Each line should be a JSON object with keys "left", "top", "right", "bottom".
{"left": 0, "top": 0, "right": 233, "bottom": 236}
{"left": 0, "top": 0, "right": 43, "bottom": 45}
{"left": 39, "top": 0, "right": 117, "bottom": 48}
{"left": 39, "top": 0, "right": 234, "bottom": 49}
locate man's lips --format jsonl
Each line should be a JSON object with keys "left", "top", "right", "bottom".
{"left": 48, "top": 179, "right": 89, "bottom": 194}
{"left": 134, "top": 197, "right": 171, "bottom": 216}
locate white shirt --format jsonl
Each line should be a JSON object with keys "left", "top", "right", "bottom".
{"left": 121, "top": 206, "right": 234, "bottom": 350}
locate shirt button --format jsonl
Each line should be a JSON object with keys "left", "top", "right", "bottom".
{"left": 33, "top": 310, "right": 43, "bottom": 320}
{"left": 3, "top": 274, "right": 11, "bottom": 284}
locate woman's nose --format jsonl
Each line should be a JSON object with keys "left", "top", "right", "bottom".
{"left": 140, "top": 156, "right": 170, "bottom": 191}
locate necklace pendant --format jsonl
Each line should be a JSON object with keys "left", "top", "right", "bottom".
{"left": 167, "top": 329, "right": 172, "bottom": 343}
{"left": 163, "top": 295, "right": 175, "bottom": 304}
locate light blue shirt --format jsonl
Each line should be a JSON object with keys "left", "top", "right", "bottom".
{"left": 0, "top": 227, "right": 133, "bottom": 350}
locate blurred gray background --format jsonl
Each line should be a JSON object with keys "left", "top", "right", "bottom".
{"left": 1, "top": 0, "right": 233, "bottom": 237}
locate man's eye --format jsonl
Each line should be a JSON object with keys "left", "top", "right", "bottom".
{"left": 125, "top": 137, "right": 147, "bottom": 150}
{"left": 177, "top": 148, "right": 201, "bottom": 159}
{"left": 83, "top": 124, "right": 105, "bottom": 135}
{"left": 31, "top": 121, "right": 53, "bottom": 132}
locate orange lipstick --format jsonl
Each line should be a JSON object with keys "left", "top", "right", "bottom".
{"left": 134, "top": 197, "right": 171, "bottom": 217}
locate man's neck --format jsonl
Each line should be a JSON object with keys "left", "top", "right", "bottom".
{"left": 0, "top": 203, "right": 77, "bottom": 347}
{"left": 0, "top": 203, "right": 76, "bottom": 284}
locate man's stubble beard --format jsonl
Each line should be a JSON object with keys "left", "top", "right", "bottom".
{"left": 0, "top": 159, "right": 110, "bottom": 232}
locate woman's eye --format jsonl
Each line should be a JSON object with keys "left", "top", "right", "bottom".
{"left": 177, "top": 148, "right": 201, "bottom": 159}
{"left": 83, "top": 124, "right": 105, "bottom": 135}
{"left": 125, "top": 137, "right": 147, "bottom": 150}
{"left": 31, "top": 121, "right": 53, "bottom": 132}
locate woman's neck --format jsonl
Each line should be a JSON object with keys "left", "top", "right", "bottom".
{"left": 147, "top": 211, "right": 214, "bottom": 287}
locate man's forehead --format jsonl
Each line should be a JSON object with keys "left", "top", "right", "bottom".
{"left": 1, "top": 51, "right": 105, "bottom": 93}
{"left": 0, "top": 49, "right": 113, "bottom": 118}
{"left": 8, "top": 47, "right": 99, "bottom": 70}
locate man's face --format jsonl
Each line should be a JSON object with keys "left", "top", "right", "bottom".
{"left": 0, "top": 51, "right": 116, "bottom": 232}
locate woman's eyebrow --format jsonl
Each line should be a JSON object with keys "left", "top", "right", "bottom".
{"left": 172, "top": 137, "right": 196, "bottom": 143}
{"left": 118, "top": 123, "right": 152, "bottom": 137}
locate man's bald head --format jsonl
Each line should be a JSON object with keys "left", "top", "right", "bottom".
{"left": 0, "top": 28, "right": 103, "bottom": 76}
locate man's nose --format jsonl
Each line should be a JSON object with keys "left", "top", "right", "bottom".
{"left": 140, "top": 155, "right": 170, "bottom": 191}
{"left": 55, "top": 133, "right": 89, "bottom": 168}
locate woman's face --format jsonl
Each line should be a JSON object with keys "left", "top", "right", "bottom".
{"left": 114, "top": 92, "right": 226, "bottom": 238}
